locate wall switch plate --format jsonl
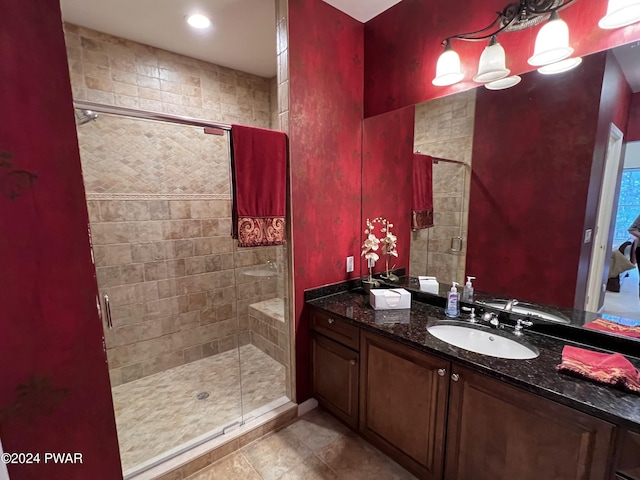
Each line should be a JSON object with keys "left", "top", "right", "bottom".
{"left": 584, "top": 229, "right": 593, "bottom": 243}
{"left": 346, "top": 256, "right": 354, "bottom": 273}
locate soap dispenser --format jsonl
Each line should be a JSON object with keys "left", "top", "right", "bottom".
{"left": 462, "top": 276, "right": 476, "bottom": 302}
{"left": 445, "top": 282, "right": 460, "bottom": 318}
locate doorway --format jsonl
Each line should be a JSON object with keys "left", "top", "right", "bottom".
{"left": 585, "top": 123, "right": 624, "bottom": 312}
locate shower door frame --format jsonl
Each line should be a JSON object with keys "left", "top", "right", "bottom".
{"left": 74, "top": 100, "right": 245, "bottom": 478}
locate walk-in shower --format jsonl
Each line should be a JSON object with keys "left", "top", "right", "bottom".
{"left": 73, "top": 102, "right": 291, "bottom": 477}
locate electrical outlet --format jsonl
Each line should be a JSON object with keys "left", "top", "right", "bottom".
{"left": 346, "top": 256, "right": 354, "bottom": 273}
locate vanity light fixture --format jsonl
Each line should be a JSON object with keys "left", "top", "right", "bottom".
{"left": 433, "top": 0, "right": 579, "bottom": 88}
{"left": 485, "top": 75, "right": 522, "bottom": 90}
{"left": 528, "top": 11, "right": 574, "bottom": 66}
{"left": 599, "top": 0, "right": 640, "bottom": 29}
{"left": 473, "top": 36, "right": 510, "bottom": 83}
{"left": 186, "top": 13, "right": 211, "bottom": 29}
{"left": 432, "top": 39, "right": 464, "bottom": 86}
{"left": 537, "top": 56, "right": 582, "bottom": 74}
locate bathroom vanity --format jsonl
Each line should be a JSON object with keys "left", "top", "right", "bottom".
{"left": 307, "top": 289, "right": 640, "bottom": 480}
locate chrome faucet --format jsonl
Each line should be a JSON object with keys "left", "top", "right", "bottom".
{"left": 513, "top": 318, "right": 533, "bottom": 336}
{"left": 504, "top": 299, "right": 519, "bottom": 312}
{"left": 482, "top": 312, "right": 502, "bottom": 329}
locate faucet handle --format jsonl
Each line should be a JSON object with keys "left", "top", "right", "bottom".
{"left": 482, "top": 312, "right": 501, "bottom": 328}
{"left": 513, "top": 318, "right": 533, "bottom": 335}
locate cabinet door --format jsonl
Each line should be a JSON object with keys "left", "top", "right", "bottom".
{"left": 359, "top": 330, "right": 450, "bottom": 480}
{"left": 615, "top": 430, "right": 640, "bottom": 480}
{"left": 444, "top": 365, "right": 615, "bottom": 480}
{"left": 311, "top": 332, "right": 359, "bottom": 428}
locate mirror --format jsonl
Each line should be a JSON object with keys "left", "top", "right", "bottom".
{"left": 374, "top": 42, "right": 640, "bottom": 344}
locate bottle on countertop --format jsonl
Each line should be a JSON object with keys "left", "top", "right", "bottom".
{"left": 462, "top": 276, "right": 476, "bottom": 303}
{"left": 445, "top": 282, "right": 460, "bottom": 318}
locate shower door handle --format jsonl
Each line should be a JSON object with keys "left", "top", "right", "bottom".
{"left": 103, "top": 294, "right": 113, "bottom": 329}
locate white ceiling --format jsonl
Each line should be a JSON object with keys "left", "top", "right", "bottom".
{"left": 60, "top": 0, "right": 404, "bottom": 79}
{"left": 60, "top": 0, "right": 278, "bottom": 77}
{"left": 322, "top": 0, "right": 403, "bottom": 22}
{"left": 613, "top": 41, "right": 640, "bottom": 93}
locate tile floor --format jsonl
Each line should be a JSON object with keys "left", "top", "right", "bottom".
{"left": 184, "top": 408, "right": 417, "bottom": 480}
{"left": 112, "top": 344, "right": 286, "bottom": 472}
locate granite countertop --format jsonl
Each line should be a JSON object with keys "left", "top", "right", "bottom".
{"left": 307, "top": 290, "right": 640, "bottom": 430}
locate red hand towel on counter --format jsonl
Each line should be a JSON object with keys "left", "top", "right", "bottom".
{"left": 584, "top": 318, "right": 640, "bottom": 339}
{"left": 412, "top": 154, "right": 434, "bottom": 230}
{"left": 231, "top": 125, "right": 287, "bottom": 247}
{"left": 556, "top": 345, "right": 640, "bottom": 394}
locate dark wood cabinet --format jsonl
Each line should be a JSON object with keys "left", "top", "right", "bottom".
{"left": 444, "top": 365, "right": 615, "bottom": 480}
{"left": 311, "top": 315, "right": 360, "bottom": 428}
{"left": 615, "top": 430, "right": 640, "bottom": 480}
{"left": 309, "top": 306, "right": 623, "bottom": 480}
{"left": 359, "top": 330, "right": 450, "bottom": 480}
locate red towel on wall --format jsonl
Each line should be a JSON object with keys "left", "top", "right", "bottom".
{"left": 556, "top": 345, "right": 640, "bottom": 394}
{"left": 231, "top": 125, "right": 287, "bottom": 247}
{"left": 584, "top": 318, "right": 640, "bottom": 339}
{"left": 412, "top": 154, "right": 434, "bottom": 230}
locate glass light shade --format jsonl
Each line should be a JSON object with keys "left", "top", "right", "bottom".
{"left": 528, "top": 14, "right": 574, "bottom": 66}
{"left": 485, "top": 75, "right": 522, "bottom": 90}
{"left": 599, "top": 0, "right": 640, "bottom": 29}
{"left": 538, "top": 57, "right": 582, "bottom": 75}
{"left": 473, "top": 38, "right": 510, "bottom": 83}
{"left": 432, "top": 45, "right": 464, "bottom": 86}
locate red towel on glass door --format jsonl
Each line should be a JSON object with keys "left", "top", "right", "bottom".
{"left": 231, "top": 125, "right": 287, "bottom": 247}
{"left": 556, "top": 345, "right": 640, "bottom": 394}
{"left": 412, "top": 154, "right": 434, "bottom": 230}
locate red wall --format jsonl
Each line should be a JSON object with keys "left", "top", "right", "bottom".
{"left": 0, "top": 1, "right": 122, "bottom": 479}
{"left": 361, "top": 106, "right": 415, "bottom": 277}
{"left": 364, "top": 0, "right": 640, "bottom": 117}
{"left": 626, "top": 93, "right": 640, "bottom": 142}
{"left": 466, "top": 52, "right": 631, "bottom": 309}
{"left": 289, "top": 0, "right": 364, "bottom": 400}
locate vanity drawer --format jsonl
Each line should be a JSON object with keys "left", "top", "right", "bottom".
{"left": 311, "top": 308, "right": 359, "bottom": 351}
{"left": 616, "top": 430, "right": 640, "bottom": 480}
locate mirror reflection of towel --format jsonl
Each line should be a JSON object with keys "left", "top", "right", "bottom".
{"left": 608, "top": 249, "right": 635, "bottom": 279}
{"left": 412, "top": 154, "right": 433, "bottom": 230}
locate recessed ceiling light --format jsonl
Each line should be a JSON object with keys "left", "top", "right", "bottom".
{"left": 186, "top": 14, "right": 211, "bottom": 29}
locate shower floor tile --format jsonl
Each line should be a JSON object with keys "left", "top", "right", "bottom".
{"left": 112, "top": 344, "right": 286, "bottom": 472}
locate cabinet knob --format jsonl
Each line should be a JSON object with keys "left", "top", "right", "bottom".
{"left": 327, "top": 318, "right": 335, "bottom": 324}
{"left": 437, "top": 368, "right": 446, "bottom": 377}
{"left": 451, "top": 373, "right": 460, "bottom": 382}
{"left": 350, "top": 359, "right": 356, "bottom": 366}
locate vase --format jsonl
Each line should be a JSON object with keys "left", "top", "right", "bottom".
{"left": 361, "top": 278, "right": 379, "bottom": 293}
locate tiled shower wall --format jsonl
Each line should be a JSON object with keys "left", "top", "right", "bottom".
{"left": 411, "top": 89, "right": 476, "bottom": 285}
{"left": 66, "top": 24, "right": 289, "bottom": 387}
{"left": 63, "top": 23, "right": 274, "bottom": 127}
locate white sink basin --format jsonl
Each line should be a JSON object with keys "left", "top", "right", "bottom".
{"left": 427, "top": 324, "right": 539, "bottom": 360}
{"left": 476, "top": 300, "right": 570, "bottom": 324}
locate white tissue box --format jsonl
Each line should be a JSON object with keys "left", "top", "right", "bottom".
{"left": 374, "top": 309, "right": 410, "bottom": 325}
{"left": 369, "top": 288, "right": 411, "bottom": 310}
{"left": 418, "top": 276, "right": 439, "bottom": 295}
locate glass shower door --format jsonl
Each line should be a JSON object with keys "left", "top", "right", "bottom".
{"left": 76, "top": 110, "right": 243, "bottom": 475}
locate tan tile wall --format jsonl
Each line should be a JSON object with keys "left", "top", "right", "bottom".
{"left": 68, "top": 24, "right": 289, "bottom": 386}
{"left": 275, "top": 0, "right": 292, "bottom": 400}
{"left": 87, "top": 197, "right": 280, "bottom": 386}
{"left": 64, "top": 23, "right": 273, "bottom": 126}
{"left": 411, "top": 89, "right": 476, "bottom": 286}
